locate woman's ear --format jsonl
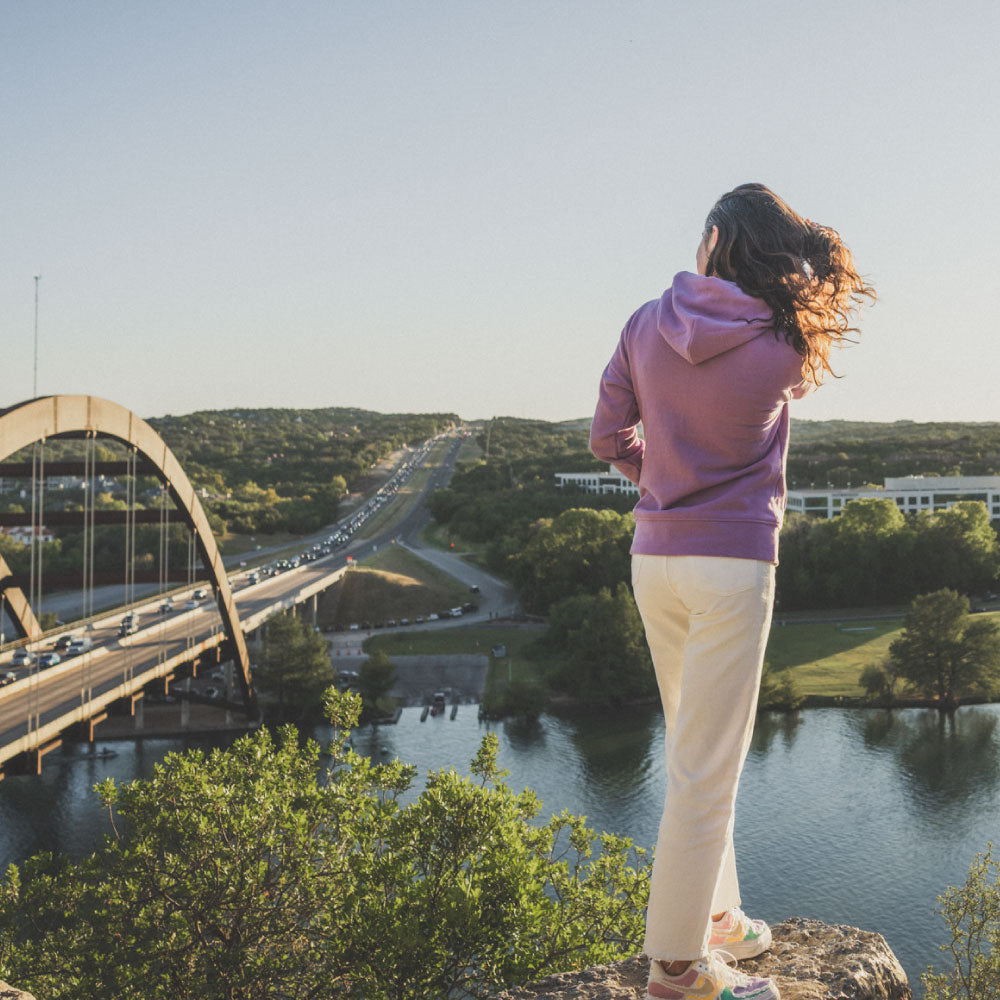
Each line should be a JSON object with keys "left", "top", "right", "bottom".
{"left": 706, "top": 224, "right": 719, "bottom": 255}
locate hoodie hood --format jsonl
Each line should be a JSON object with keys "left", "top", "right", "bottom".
{"left": 656, "top": 271, "right": 774, "bottom": 364}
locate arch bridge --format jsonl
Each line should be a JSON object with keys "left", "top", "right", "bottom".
{"left": 0, "top": 396, "right": 350, "bottom": 778}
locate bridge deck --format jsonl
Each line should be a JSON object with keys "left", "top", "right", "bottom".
{"left": 0, "top": 558, "right": 349, "bottom": 773}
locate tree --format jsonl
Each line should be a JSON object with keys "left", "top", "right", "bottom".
{"left": 924, "top": 845, "right": 1000, "bottom": 1000}
{"left": 254, "top": 613, "right": 336, "bottom": 724}
{"left": 509, "top": 508, "right": 633, "bottom": 614}
{"left": 0, "top": 689, "right": 650, "bottom": 1000}
{"left": 757, "top": 663, "right": 804, "bottom": 712}
{"left": 913, "top": 502, "right": 1000, "bottom": 597}
{"left": 542, "top": 583, "right": 655, "bottom": 706}
{"left": 859, "top": 658, "right": 901, "bottom": 705}
{"left": 357, "top": 648, "right": 397, "bottom": 721}
{"left": 889, "top": 590, "right": 1000, "bottom": 710}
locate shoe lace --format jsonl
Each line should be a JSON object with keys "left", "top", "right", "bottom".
{"left": 704, "top": 950, "right": 752, "bottom": 988}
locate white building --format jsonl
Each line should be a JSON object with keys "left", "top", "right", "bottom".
{"left": 786, "top": 476, "right": 1000, "bottom": 519}
{"left": 556, "top": 470, "right": 1000, "bottom": 521}
{"left": 555, "top": 468, "right": 639, "bottom": 496}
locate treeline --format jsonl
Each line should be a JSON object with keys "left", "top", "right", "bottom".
{"left": 476, "top": 414, "right": 1000, "bottom": 488}
{"left": 149, "top": 407, "right": 457, "bottom": 535}
{"left": 2, "top": 407, "right": 457, "bottom": 541}
{"left": 777, "top": 499, "right": 1000, "bottom": 611}
{"left": 786, "top": 419, "right": 1000, "bottom": 488}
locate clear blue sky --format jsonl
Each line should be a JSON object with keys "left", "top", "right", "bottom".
{"left": 3, "top": 1, "right": 998, "bottom": 424}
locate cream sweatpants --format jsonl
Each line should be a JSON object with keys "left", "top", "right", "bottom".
{"left": 632, "top": 553, "right": 775, "bottom": 961}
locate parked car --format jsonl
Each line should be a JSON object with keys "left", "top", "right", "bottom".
{"left": 427, "top": 613, "right": 439, "bottom": 621}
{"left": 67, "top": 637, "right": 93, "bottom": 656}
{"left": 11, "top": 649, "right": 36, "bottom": 667}
{"left": 38, "top": 652, "right": 61, "bottom": 668}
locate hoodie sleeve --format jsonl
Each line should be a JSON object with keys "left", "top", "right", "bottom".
{"left": 590, "top": 325, "right": 644, "bottom": 485}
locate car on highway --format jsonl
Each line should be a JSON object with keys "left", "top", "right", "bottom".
{"left": 183, "top": 599, "right": 200, "bottom": 611}
{"left": 192, "top": 588, "right": 208, "bottom": 600}
{"left": 38, "top": 652, "right": 61, "bottom": 668}
{"left": 11, "top": 649, "right": 37, "bottom": 667}
{"left": 67, "top": 637, "right": 93, "bottom": 656}
{"left": 55, "top": 634, "right": 78, "bottom": 651}
{"left": 159, "top": 599, "right": 175, "bottom": 614}
{"left": 0, "top": 671, "right": 18, "bottom": 687}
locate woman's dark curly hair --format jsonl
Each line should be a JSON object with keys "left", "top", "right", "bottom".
{"left": 703, "top": 183, "right": 876, "bottom": 385}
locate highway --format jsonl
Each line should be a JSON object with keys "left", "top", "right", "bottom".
{"left": 0, "top": 430, "right": 474, "bottom": 771}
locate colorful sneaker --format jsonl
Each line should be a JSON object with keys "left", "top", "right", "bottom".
{"left": 647, "top": 952, "right": 779, "bottom": 1000}
{"left": 709, "top": 906, "right": 772, "bottom": 960}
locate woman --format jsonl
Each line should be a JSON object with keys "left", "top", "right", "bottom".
{"left": 590, "top": 184, "right": 874, "bottom": 1000}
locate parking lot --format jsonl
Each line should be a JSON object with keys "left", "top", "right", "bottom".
{"left": 339, "top": 654, "right": 489, "bottom": 708}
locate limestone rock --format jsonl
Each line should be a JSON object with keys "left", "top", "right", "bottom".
{"left": 495, "top": 918, "right": 912, "bottom": 1000}
{"left": 0, "top": 983, "right": 36, "bottom": 1000}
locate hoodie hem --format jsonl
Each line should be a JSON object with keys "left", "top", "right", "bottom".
{"left": 631, "top": 517, "right": 779, "bottom": 564}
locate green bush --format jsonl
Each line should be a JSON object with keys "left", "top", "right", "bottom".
{"left": 924, "top": 845, "right": 1000, "bottom": 1000}
{"left": 0, "top": 689, "right": 650, "bottom": 1000}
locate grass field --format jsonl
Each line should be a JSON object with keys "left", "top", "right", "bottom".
{"left": 765, "top": 609, "right": 1000, "bottom": 698}
{"left": 764, "top": 620, "right": 901, "bottom": 697}
{"left": 318, "top": 545, "right": 469, "bottom": 628}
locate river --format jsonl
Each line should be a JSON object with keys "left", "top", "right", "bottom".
{"left": 3, "top": 703, "right": 999, "bottom": 995}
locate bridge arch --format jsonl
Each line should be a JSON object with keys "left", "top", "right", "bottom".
{"left": 0, "top": 395, "right": 255, "bottom": 711}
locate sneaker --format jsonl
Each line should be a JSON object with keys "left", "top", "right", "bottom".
{"left": 709, "top": 906, "right": 772, "bottom": 960}
{"left": 647, "top": 952, "right": 779, "bottom": 1000}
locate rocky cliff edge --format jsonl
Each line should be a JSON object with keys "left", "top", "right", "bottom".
{"left": 496, "top": 918, "right": 912, "bottom": 1000}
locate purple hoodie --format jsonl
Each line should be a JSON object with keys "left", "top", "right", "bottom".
{"left": 590, "top": 271, "right": 810, "bottom": 564}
